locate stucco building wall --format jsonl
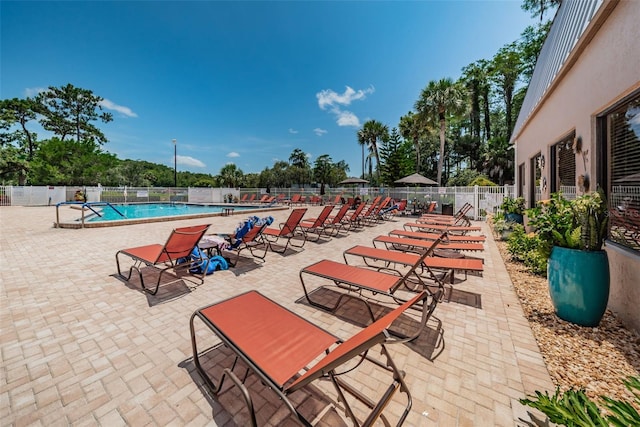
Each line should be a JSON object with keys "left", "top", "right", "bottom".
{"left": 513, "top": 0, "right": 640, "bottom": 332}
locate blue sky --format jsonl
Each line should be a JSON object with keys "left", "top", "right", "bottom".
{"left": 1, "top": 1, "right": 536, "bottom": 177}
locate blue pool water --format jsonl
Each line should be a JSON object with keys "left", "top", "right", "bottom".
{"left": 86, "top": 203, "right": 254, "bottom": 222}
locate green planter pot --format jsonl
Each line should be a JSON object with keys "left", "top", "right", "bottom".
{"left": 547, "top": 246, "right": 610, "bottom": 327}
{"left": 505, "top": 213, "right": 524, "bottom": 224}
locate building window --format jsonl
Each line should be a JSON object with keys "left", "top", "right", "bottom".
{"left": 518, "top": 163, "right": 525, "bottom": 198}
{"left": 599, "top": 90, "right": 640, "bottom": 252}
{"left": 529, "top": 153, "right": 543, "bottom": 208}
{"left": 550, "top": 133, "right": 576, "bottom": 198}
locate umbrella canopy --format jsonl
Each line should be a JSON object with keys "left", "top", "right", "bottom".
{"left": 394, "top": 173, "right": 437, "bottom": 185}
{"left": 339, "top": 177, "right": 369, "bottom": 185}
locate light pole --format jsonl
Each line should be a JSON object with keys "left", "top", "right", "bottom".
{"left": 172, "top": 139, "right": 177, "bottom": 188}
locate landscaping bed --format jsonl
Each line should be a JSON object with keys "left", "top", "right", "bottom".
{"left": 493, "top": 237, "right": 640, "bottom": 409}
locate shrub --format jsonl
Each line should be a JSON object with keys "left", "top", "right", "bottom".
{"left": 506, "top": 224, "right": 548, "bottom": 275}
{"left": 520, "top": 375, "right": 640, "bottom": 426}
{"left": 501, "top": 196, "right": 526, "bottom": 215}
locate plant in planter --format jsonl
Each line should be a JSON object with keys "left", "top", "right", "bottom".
{"left": 520, "top": 375, "right": 640, "bottom": 426}
{"left": 492, "top": 217, "right": 517, "bottom": 241}
{"left": 500, "top": 196, "right": 525, "bottom": 224}
{"left": 527, "top": 188, "right": 609, "bottom": 327}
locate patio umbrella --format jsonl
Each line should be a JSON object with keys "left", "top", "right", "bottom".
{"left": 395, "top": 173, "right": 437, "bottom": 209}
{"left": 339, "top": 177, "right": 369, "bottom": 185}
{"left": 394, "top": 173, "right": 437, "bottom": 185}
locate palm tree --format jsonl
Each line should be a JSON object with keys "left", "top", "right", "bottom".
{"left": 289, "top": 148, "right": 310, "bottom": 187}
{"left": 357, "top": 120, "right": 389, "bottom": 183}
{"left": 399, "top": 112, "right": 424, "bottom": 174}
{"left": 218, "top": 163, "right": 243, "bottom": 187}
{"left": 415, "top": 78, "right": 468, "bottom": 186}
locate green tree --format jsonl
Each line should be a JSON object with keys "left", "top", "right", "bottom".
{"left": 461, "top": 60, "right": 493, "bottom": 144}
{"left": 35, "top": 83, "right": 113, "bottom": 144}
{"left": 218, "top": 163, "right": 243, "bottom": 187}
{"left": 379, "top": 128, "right": 413, "bottom": 185}
{"left": 0, "top": 98, "right": 39, "bottom": 160}
{"left": 313, "top": 154, "right": 333, "bottom": 195}
{"left": 489, "top": 43, "right": 523, "bottom": 140}
{"left": 415, "top": 78, "right": 468, "bottom": 186}
{"left": 518, "top": 23, "right": 552, "bottom": 82}
{"left": 399, "top": 112, "right": 427, "bottom": 174}
{"left": 0, "top": 98, "right": 41, "bottom": 184}
{"left": 521, "top": 0, "right": 560, "bottom": 23}
{"left": 357, "top": 120, "right": 389, "bottom": 183}
{"left": 482, "top": 136, "right": 514, "bottom": 185}
{"left": 29, "top": 137, "right": 119, "bottom": 185}
{"left": 289, "top": 148, "right": 311, "bottom": 187}
{"left": 329, "top": 160, "right": 349, "bottom": 186}
{"left": 270, "top": 161, "right": 290, "bottom": 188}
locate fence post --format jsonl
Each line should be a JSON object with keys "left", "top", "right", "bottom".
{"left": 474, "top": 185, "right": 479, "bottom": 220}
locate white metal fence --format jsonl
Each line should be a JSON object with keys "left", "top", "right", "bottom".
{"left": 0, "top": 185, "right": 524, "bottom": 220}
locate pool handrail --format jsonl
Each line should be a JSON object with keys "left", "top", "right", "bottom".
{"left": 55, "top": 201, "right": 125, "bottom": 228}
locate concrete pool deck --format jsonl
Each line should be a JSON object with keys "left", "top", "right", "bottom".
{"left": 0, "top": 205, "right": 554, "bottom": 426}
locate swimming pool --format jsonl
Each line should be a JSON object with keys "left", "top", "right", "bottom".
{"left": 54, "top": 202, "right": 285, "bottom": 229}
{"left": 87, "top": 203, "right": 252, "bottom": 221}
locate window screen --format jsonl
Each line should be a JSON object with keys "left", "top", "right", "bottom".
{"left": 604, "top": 92, "right": 640, "bottom": 251}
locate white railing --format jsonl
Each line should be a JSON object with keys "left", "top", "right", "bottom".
{"left": 0, "top": 185, "right": 522, "bottom": 220}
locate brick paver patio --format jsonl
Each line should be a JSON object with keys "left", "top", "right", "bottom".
{"left": 0, "top": 205, "right": 553, "bottom": 426}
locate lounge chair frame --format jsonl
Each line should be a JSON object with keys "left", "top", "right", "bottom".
{"left": 343, "top": 244, "right": 483, "bottom": 285}
{"left": 263, "top": 208, "right": 308, "bottom": 253}
{"left": 215, "top": 222, "right": 269, "bottom": 267}
{"left": 115, "top": 224, "right": 210, "bottom": 295}
{"left": 299, "top": 234, "right": 446, "bottom": 328}
{"left": 190, "top": 290, "right": 431, "bottom": 426}
{"left": 389, "top": 229, "right": 485, "bottom": 243}
{"left": 324, "top": 204, "right": 351, "bottom": 236}
{"left": 298, "top": 205, "right": 335, "bottom": 242}
{"left": 373, "top": 235, "right": 484, "bottom": 253}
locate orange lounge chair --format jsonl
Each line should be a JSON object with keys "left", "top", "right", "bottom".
{"left": 389, "top": 229, "right": 486, "bottom": 243}
{"left": 343, "top": 201, "right": 368, "bottom": 230}
{"left": 373, "top": 235, "right": 484, "bottom": 253}
{"left": 288, "top": 194, "right": 301, "bottom": 205}
{"left": 421, "top": 202, "right": 473, "bottom": 222}
{"left": 300, "top": 234, "right": 447, "bottom": 317}
{"left": 262, "top": 208, "right": 308, "bottom": 253}
{"left": 362, "top": 196, "right": 391, "bottom": 225}
{"left": 190, "top": 290, "right": 433, "bottom": 426}
{"left": 403, "top": 221, "right": 481, "bottom": 234}
{"left": 360, "top": 196, "right": 382, "bottom": 221}
{"left": 343, "top": 244, "right": 484, "bottom": 283}
{"left": 298, "top": 205, "right": 334, "bottom": 241}
{"left": 258, "top": 194, "right": 269, "bottom": 203}
{"left": 247, "top": 194, "right": 256, "bottom": 203}
{"left": 207, "top": 222, "right": 270, "bottom": 267}
{"left": 323, "top": 204, "right": 351, "bottom": 236}
{"left": 239, "top": 194, "right": 248, "bottom": 203}
{"left": 116, "top": 224, "right": 210, "bottom": 295}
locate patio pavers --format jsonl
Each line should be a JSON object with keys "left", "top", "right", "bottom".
{"left": 0, "top": 205, "right": 554, "bottom": 426}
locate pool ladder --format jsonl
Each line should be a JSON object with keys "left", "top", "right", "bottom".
{"left": 55, "top": 201, "right": 125, "bottom": 228}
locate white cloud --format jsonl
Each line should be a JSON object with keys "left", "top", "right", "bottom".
{"left": 227, "top": 152, "right": 240, "bottom": 158}
{"left": 313, "top": 128, "right": 328, "bottom": 136}
{"left": 99, "top": 99, "right": 138, "bottom": 118}
{"left": 316, "top": 85, "right": 374, "bottom": 128}
{"left": 316, "top": 85, "right": 374, "bottom": 110}
{"left": 177, "top": 155, "right": 205, "bottom": 168}
{"left": 25, "top": 87, "right": 47, "bottom": 97}
{"left": 336, "top": 111, "right": 360, "bottom": 127}
{"left": 288, "top": 128, "right": 299, "bottom": 134}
